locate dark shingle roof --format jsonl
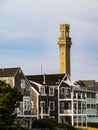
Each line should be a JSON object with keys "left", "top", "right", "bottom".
{"left": 26, "top": 74, "right": 65, "bottom": 85}
{"left": 77, "top": 80, "right": 95, "bottom": 87}
{"left": 29, "top": 81, "right": 39, "bottom": 92}
{"left": 0, "top": 67, "right": 20, "bottom": 77}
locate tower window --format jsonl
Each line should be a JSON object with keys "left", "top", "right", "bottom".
{"left": 60, "top": 30, "right": 64, "bottom": 38}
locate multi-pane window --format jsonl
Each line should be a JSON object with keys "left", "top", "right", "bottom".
{"left": 40, "top": 87, "right": 45, "bottom": 95}
{"left": 49, "top": 101, "right": 55, "bottom": 111}
{"left": 87, "top": 92, "right": 90, "bottom": 98}
{"left": 49, "top": 87, "right": 54, "bottom": 96}
{"left": 91, "top": 93, "right": 96, "bottom": 98}
{"left": 23, "top": 96, "right": 30, "bottom": 110}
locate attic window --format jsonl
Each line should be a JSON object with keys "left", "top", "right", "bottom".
{"left": 21, "top": 79, "right": 26, "bottom": 89}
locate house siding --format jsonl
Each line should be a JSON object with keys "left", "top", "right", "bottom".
{"left": 31, "top": 88, "right": 37, "bottom": 115}
{"left": 0, "top": 77, "right": 14, "bottom": 87}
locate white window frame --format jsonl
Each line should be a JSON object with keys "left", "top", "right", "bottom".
{"left": 49, "top": 87, "right": 54, "bottom": 96}
{"left": 40, "top": 101, "right": 45, "bottom": 108}
{"left": 23, "top": 96, "right": 30, "bottom": 111}
{"left": 49, "top": 101, "right": 55, "bottom": 111}
{"left": 40, "top": 87, "right": 45, "bottom": 95}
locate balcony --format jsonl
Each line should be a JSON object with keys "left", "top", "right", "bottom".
{"left": 60, "top": 94, "right": 72, "bottom": 99}
{"left": 60, "top": 109, "right": 72, "bottom": 114}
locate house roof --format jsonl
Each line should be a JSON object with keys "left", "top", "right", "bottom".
{"left": 26, "top": 73, "right": 65, "bottom": 85}
{"left": 76, "top": 80, "right": 98, "bottom": 92}
{"left": 76, "top": 80, "right": 96, "bottom": 87}
{"left": 0, "top": 67, "right": 20, "bottom": 77}
{"left": 29, "top": 80, "right": 40, "bottom": 92}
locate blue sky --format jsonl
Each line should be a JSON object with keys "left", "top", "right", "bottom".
{"left": 0, "top": 0, "right": 98, "bottom": 81}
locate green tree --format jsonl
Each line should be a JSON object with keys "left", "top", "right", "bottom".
{"left": 0, "top": 80, "right": 22, "bottom": 126}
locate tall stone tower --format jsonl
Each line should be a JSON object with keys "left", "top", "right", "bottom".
{"left": 58, "top": 24, "right": 72, "bottom": 75}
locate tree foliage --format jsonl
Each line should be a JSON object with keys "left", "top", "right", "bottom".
{"left": 0, "top": 80, "right": 22, "bottom": 126}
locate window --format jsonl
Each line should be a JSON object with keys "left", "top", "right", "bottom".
{"left": 40, "top": 101, "right": 45, "bottom": 108}
{"left": 40, "top": 87, "right": 45, "bottom": 95}
{"left": 21, "top": 79, "right": 26, "bottom": 88}
{"left": 87, "top": 104, "right": 90, "bottom": 109}
{"left": 49, "top": 101, "right": 55, "bottom": 111}
{"left": 21, "top": 79, "right": 30, "bottom": 90}
{"left": 23, "top": 96, "right": 30, "bottom": 110}
{"left": 49, "top": 87, "right": 54, "bottom": 96}
{"left": 87, "top": 92, "right": 90, "bottom": 98}
{"left": 25, "top": 82, "right": 30, "bottom": 91}
{"left": 91, "top": 93, "right": 96, "bottom": 98}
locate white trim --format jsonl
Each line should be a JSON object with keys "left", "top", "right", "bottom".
{"left": 40, "top": 101, "right": 45, "bottom": 107}
{"left": 17, "top": 115, "right": 37, "bottom": 118}
{"left": 13, "top": 67, "right": 20, "bottom": 78}
{"left": 30, "top": 80, "right": 42, "bottom": 88}
{"left": 37, "top": 94, "right": 39, "bottom": 119}
{"left": 31, "top": 85, "right": 39, "bottom": 95}
{"left": 40, "top": 101, "right": 45, "bottom": 119}
{"left": 58, "top": 74, "right": 66, "bottom": 123}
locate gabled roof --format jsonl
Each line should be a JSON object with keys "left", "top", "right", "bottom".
{"left": 26, "top": 73, "right": 65, "bottom": 85}
{"left": 0, "top": 67, "right": 20, "bottom": 77}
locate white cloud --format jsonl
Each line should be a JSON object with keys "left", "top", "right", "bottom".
{"left": 0, "top": 30, "right": 35, "bottom": 39}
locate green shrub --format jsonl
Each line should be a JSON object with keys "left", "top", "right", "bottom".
{"left": 32, "top": 118, "right": 75, "bottom": 130}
